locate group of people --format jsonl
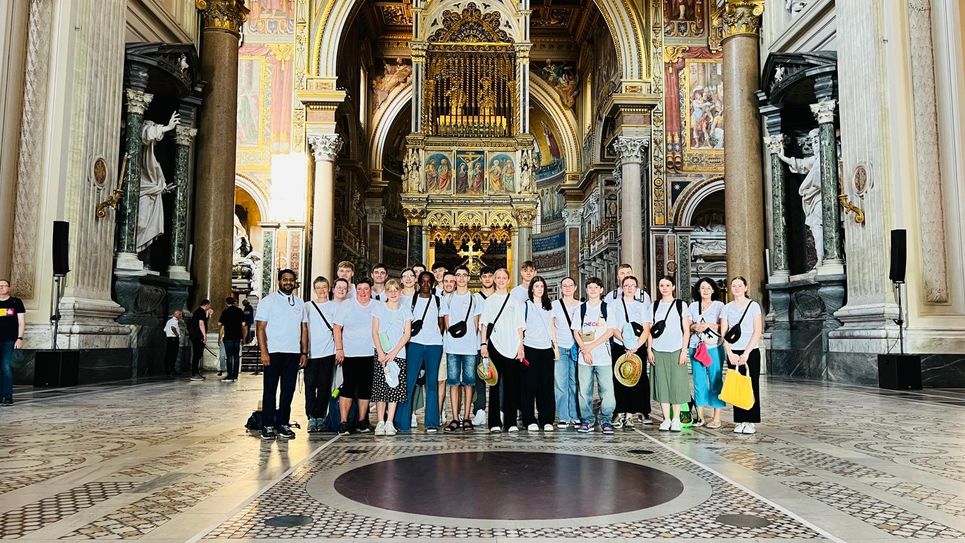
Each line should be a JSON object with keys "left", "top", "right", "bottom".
{"left": 253, "top": 259, "right": 764, "bottom": 441}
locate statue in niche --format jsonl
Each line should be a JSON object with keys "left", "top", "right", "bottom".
{"left": 136, "top": 111, "right": 179, "bottom": 256}
{"left": 776, "top": 128, "right": 824, "bottom": 269}
{"left": 446, "top": 78, "right": 467, "bottom": 116}
{"left": 478, "top": 77, "right": 496, "bottom": 116}
{"left": 234, "top": 213, "right": 252, "bottom": 258}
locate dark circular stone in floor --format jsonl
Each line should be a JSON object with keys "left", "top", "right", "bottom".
{"left": 264, "top": 515, "right": 314, "bottom": 527}
{"left": 716, "top": 513, "right": 773, "bottom": 528}
{"left": 334, "top": 451, "right": 684, "bottom": 520}
{"left": 628, "top": 449, "right": 655, "bottom": 454}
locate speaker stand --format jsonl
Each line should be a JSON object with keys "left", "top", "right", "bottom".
{"left": 51, "top": 275, "right": 64, "bottom": 350}
{"left": 893, "top": 281, "right": 905, "bottom": 355}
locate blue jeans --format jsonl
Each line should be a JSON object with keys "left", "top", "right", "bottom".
{"left": 578, "top": 364, "right": 615, "bottom": 425}
{"left": 394, "top": 342, "right": 442, "bottom": 431}
{"left": 223, "top": 339, "right": 241, "bottom": 379}
{"left": 446, "top": 353, "right": 477, "bottom": 386}
{"left": 691, "top": 346, "right": 726, "bottom": 408}
{"left": 554, "top": 347, "right": 579, "bottom": 423}
{"left": 0, "top": 340, "right": 15, "bottom": 400}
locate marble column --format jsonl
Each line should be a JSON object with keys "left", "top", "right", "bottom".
{"left": 722, "top": 0, "right": 766, "bottom": 301}
{"left": 764, "top": 133, "right": 789, "bottom": 281}
{"left": 169, "top": 125, "right": 197, "bottom": 280}
{"left": 811, "top": 97, "right": 844, "bottom": 274}
{"left": 613, "top": 136, "right": 649, "bottom": 277}
{"left": 193, "top": 0, "right": 248, "bottom": 315}
{"left": 116, "top": 86, "right": 152, "bottom": 271}
{"left": 366, "top": 201, "right": 386, "bottom": 264}
{"left": 307, "top": 134, "right": 342, "bottom": 281}
{"left": 260, "top": 223, "right": 278, "bottom": 295}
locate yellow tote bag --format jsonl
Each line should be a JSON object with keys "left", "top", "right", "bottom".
{"left": 719, "top": 365, "right": 755, "bottom": 410}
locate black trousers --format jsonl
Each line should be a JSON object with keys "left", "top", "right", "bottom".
{"left": 522, "top": 346, "right": 555, "bottom": 427}
{"left": 488, "top": 345, "right": 521, "bottom": 430}
{"left": 304, "top": 355, "right": 336, "bottom": 419}
{"left": 165, "top": 338, "right": 179, "bottom": 375}
{"left": 611, "top": 342, "right": 650, "bottom": 415}
{"left": 727, "top": 349, "right": 761, "bottom": 423}
{"left": 262, "top": 352, "right": 301, "bottom": 428}
{"left": 190, "top": 336, "right": 205, "bottom": 375}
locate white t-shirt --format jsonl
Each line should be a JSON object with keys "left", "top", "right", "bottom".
{"left": 552, "top": 300, "right": 579, "bottom": 349}
{"left": 523, "top": 300, "right": 555, "bottom": 349}
{"left": 333, "top": 298, "right": 378, "bottom": 357}
{"left": 510, "top": 284, "right": 529, "bottom": 303}
{"left": 371, "top": 288, "right": 386, "bottom": 302}
{"left": 571, "top": 301, "right": 612, "bottom": 366}
{"left": 255, "top": 292, "right": 307, "bottom": 354}
{"left": 441, "top": 291, "right": 482, "bottom": 355}
{"left": 722, "top": 300, "right": 762, "bottom": 351}
{"left": 688, "top": 300, "right": 725, "bottom": 348}
{"left": 409, "top": 295, "right": 444, "bottom": 345}
{"left": 372, "top": 302, "right": 413, "bottom": 359}
{"left": 651, "top": 299, "right": 687, "bottom": 353}
{"left": 609, "top": 297, "right": 654, "bottom": 348}
{"left": 304, "top": 300, "right": 337, "bottom": 358}
{"left": 164, "top": 317, "right": 179, "bottom": 338}
{"left": 480, "top": 293, "right": 525, "bottom": 359}
{"left": 603, "top": 287, "right": 648, "bottom": 306}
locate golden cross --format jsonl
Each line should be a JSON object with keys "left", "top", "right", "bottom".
{"left": 457, "top": 240, "right": 485, "bottom": 275}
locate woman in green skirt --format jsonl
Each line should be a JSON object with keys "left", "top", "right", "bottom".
{"left": 647, "top": 275, "right": 692, "bottom": 432}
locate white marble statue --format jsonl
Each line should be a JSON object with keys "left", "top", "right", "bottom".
{"left": 777, "top": 128, "right": 824, "bottom": 268}
{"left": 136, "top": 111, "right": 179, "bottom": 253}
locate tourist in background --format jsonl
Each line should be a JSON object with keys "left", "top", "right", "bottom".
{"left": 721, "top": 276, "right": 764, "bottom": 434}
{"left": 609, "top": 274, "right": 653, "bottom": 430}
{"left": 521, "top": 276, "right": 558, "bottom": 431}
{"left": 0, "top": 279, "right": 25, "bottom": 405}
{"left": 572, "top": 277, "right": 615, "bottom": 434}
{"left": 552, "top": 277, "right": 581, "bottom": 428}
{"left": 164, "top": 310, "right": 182, "bottom": 377}
{"left": 371, "top": 279, "right": 411, "bottom": 436}
{"left": 242, "top": 298, "right": 255, "bottom": 345}
{"left": 218, "top": 297, "right": 245, "bottom": 382}
{"left": 689, "top": 277, "right": 726, "bottom": 429}
{"left": 480, "top": 268, "right": 526, "bottom": 433}
{"left": 333, "top": 278, "right": 378, "bottom": 435}
{"left": 189, "top": 299, "right": 211, "bottom": 381}
{"left": 648, "top": 275, "right": 692, "bottom": 432}
{"left": 303, "top": 277, "right": 337, "bottom": 433}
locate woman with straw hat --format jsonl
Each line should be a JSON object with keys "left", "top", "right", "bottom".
{"left": 609, "top": 275, "right": 653, "bottom": 430}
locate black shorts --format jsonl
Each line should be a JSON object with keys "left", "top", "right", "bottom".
{"left": 341, "top": 356, "right": 374, "bottom": 400}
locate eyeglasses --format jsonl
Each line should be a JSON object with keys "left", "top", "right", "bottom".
{"left": 455, "top": 273, "right": 470, "bottom": 277}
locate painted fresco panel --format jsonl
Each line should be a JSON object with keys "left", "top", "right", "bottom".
{"left": 487, "top": 153, "right": 515, "bottom": 193}
{"left": 454, "top": 150, "right": 486, "bottom": 195}
{"left": 425, "top": 152, "right": 454, "bottom": 194}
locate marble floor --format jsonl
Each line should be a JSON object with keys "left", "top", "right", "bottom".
{"left": 1, "top": 375, "right": 964, "bottom": 542}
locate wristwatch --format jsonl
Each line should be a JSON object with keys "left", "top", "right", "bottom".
{"left": 17, "top": 336, "right": 23, "bottom": 340}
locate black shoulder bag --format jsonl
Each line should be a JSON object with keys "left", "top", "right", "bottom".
{"left": 410, "top": 295, "right": 439, "bottom": 337}
{"left": 447, "top": 295, "right": 473, "bottom": 338}
{"left": 484, "top": 294, "right": 511, "bottom": 343}
{"left": 623, "top": 298, "right": 644, "bottom": 337}
{"left": 723, "top": 301, "right": 755, "bottom": 344}
{"left": 650, "top": 299, "right": 683, "bottom": 339}
{"left": 310, "top": 301, "right": 333, "bottom": 332}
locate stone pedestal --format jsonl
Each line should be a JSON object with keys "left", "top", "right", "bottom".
{"left": 115, "top": 273, "right": 192, "bottom": 379}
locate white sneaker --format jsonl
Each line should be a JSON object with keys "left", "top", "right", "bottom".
{"left": 613, "top": 414, "right": 624, "bottom": 429}
{"left": 670, "top": 418, "right": 682, "bottom": 432}
{"left": 490, "top": 426, "right": 502, "bottom": 433}
{"left": 508, "top": 426, "right": 519, "bottom": 432}
{"left": 556, "top": 421, "right": 568, "bottom": 429}
{"left": 527, "top": 423, "right": 539, "bottom": 432}
{"left": 472, "top": 409, "right": 486, "bottom": 426}
{"left": 384, "top": 421, "right": 397, "bottom": 436}
{"left": 543, "top": 424, "right": 554, "bottom": 432}
{"left": 734, "top": 422, "right": 746, "bottom": 433}
{"left": 742, "top": 423, "right": 757, "bottom": 434}
{"left": 411, "top": 414, "right": 418, "bottom": 428}
{"left": 659, "top": 419, "right": 672, "bottom": 431}
{"left": 374, "top": 421, "right": 386, "bottom": 436}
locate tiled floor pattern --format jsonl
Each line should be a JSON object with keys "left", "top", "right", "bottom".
{"left": 0, "top": 376, "right": 963, "bottom": 541}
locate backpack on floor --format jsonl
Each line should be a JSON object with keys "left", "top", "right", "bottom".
{"left": 245, "top": 410, "right": 263, "bottom": 432}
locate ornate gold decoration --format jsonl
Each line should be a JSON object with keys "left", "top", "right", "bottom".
{"left": 428, "top": 2, "right": 512, "bottom": 44}
{"left": 838, "top": 193, "right": 865, "bottom": 224}
{"left": 512, "top": 207, "right": 538, "bottom": 228}
{"left": 196, "top": 0, "right": 250, "bottom": 36}
{"left": 90, "top": 157, "right": 108, "bottom": 188}
{"left": 722, "top": 0, "right": 765, "bottom": 40}
{"left": 96, "top": 154, "right": 127, "bottom": 219}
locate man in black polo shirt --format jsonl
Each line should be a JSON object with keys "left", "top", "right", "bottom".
{"left": 219, "top": 298, "right": 245, "bottom": 382}
{"left": 0, "top": 279, "right": 25, "bottom": 405}
{"left": 190, "top": 300, "right": 211, "bottom": 381}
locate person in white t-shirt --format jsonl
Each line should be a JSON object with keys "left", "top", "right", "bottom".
{"left": 720, "top": 276, "right": 763, "bottom": 435}
{"left": 572, "top": 277, "right": 616, "bottom": 434}
{"left": 688, "top": 277, "right": 726, "bottom": 429}
{"left": 393, "top": 271, "right": 445, "bottom": 433}
{"left": 521, "top": 276, "right": 559, "bottom": 431}
{"left": 441, "top": 265, "right": 482, "bottom": 431}
{"left": 431, "top": 263, "right": 447, "bottom": 297}
{"left": 479, "top": 268, "right": 526, "bottom": 432}
{"left": 509, "top": 260, "right": 536, "bottom": 302}
{"left": 603, "top": 263, "right": 647, "bottom": 305}
{"left": 337, "top": 261, "right": 356, "bottom": 299}
{"left": 371, "top": 279, "right": 412, "bottom": 436}
{"left": 437, "top": 271, "right": 457, "bottom": 422}
{"left": 552, "top": 277, "right": 581, "bottom": 428}
{"left": 164, "top": 311, "right": 182, "bottom": 377}
{"left": 333, "top": 279, "right": 379, "bottom": 435}
{"left": 332, "top": 278, "right": 350, "bottom": 303}
{"left": 400, "top": 267, "right": 417, "bottom": 298}
{"left": 255, "top": 269, "right": 309, "bottom": 441}
{"left": 647, "top": 275, "right": 692, "bottom": 433}
{"left": 370, "top": 263, "right": 388, "bottom": 302}
{"left": 302, "top": 277, "right": 337, "bottom": 433}
{"left": 609, "top": 274, "right": 654, "bottom": 429}
{"left": 469, "top": 266, "right": 497, "bottom": 426}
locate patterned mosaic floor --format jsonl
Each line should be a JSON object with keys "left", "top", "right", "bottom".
{"left": 1, "top": 375, "right": 964, "bottom": 542}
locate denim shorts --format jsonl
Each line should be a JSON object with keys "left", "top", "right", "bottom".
{"left": 446, "top": 353, "right": 477, "bottom": 386}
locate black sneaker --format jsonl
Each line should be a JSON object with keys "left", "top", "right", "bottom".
{"left": 1, "top": 397, "right": 11, "bottom": 406}
{"left": 189, "top": 374, "right": 204, "bottom": 381}
{"left": 277, "top": 425, "right": 296, "bottom": 440}
{"left": 261, "top": 426, "right": 276, "bottom": 440}
{"left": 338, "top": 422, "right": 351, "bottom": 436}
{"left": 356, "top": 421, "right": 371, "bottom": 433}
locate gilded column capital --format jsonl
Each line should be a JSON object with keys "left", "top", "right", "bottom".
{"left": 810, "top": 99, "right": 837, "bottom": 124}
{"left": 722, "top": 0, "right": 765, "bottom": 40}
{"left": 512, "top": 207, "right": 538, "bottom": 228}
{"left": 308, "top": 134, "right": 343, "bottom": 162}
{"left": 612, "top": 136, "right": 649, "bottom": 164}
{"left": 402, "top": 206, "right": 427, "bottom": 226}
{"left": 196, "top": 0, "right": 250, "bottom": 36}
{"left": 125, "top": 89, "right": 153, "bottom": 115}
{"left": 764, "top": 134, "right": 786, "bottom": 155}
{"left": 175, "top": 126, "right": 198, "bottom": 146}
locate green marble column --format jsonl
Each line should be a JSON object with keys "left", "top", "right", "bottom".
{"left": 811, "top": 99, "right": 842, "bottom": 265}
{"left": 261, "top": 226, "right": 275, "bottom": 296}
{"left": 765, "top": 134, "right": 789, "bottom": 279}
{"left": 168, "top": 126, "right": 197, "bottom": 280}
{"left": 116, "top": 87, "right": 153, "bottom": 270}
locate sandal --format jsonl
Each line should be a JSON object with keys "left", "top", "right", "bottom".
{"left": 462, "top": 419, "right": 474, "bottom": 432}
{"left": 444, "top": 419, "right": 461, "bottom": 432}
{"left": 706, "top": 420, "right": 721, "bottom": 429}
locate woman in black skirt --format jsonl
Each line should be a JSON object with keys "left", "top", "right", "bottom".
{"left": 720, "top": 276, "right": 764, "bottom": 434}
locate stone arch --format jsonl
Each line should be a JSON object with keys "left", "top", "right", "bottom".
{"left": 529, "top": 75, "right": 580, "bottom": 173}
{"left": 674, "top": 176, "right": 725, "bottom": 227}
{"left": 312, "top": 1, "right": 647, "bottom": 82}
{"left": 234, "top": 174, "right": 270, "bottom": 220}
{"left": 420, "top": 1, "right": 524, "bottom": 44}
{"left": 368, "top": 84, "right": 413, "bottom": 175}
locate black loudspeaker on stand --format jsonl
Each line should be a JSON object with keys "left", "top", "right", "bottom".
{"left": 878, "top": 229, "right": 921, "bottom": 390}
{"left": 35, "top": 221, "right": 80, "bottom": 387}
